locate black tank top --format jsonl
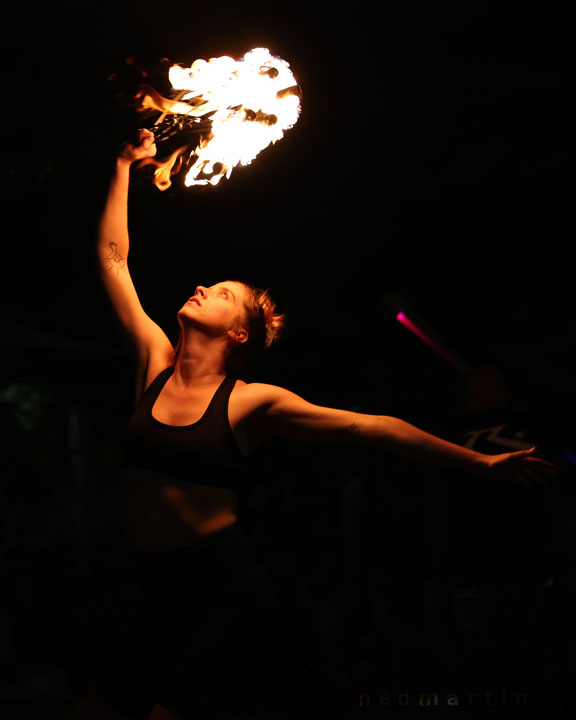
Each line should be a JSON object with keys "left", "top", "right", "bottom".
{"left": 123, "top": 366, "right": 250, "bottom": 502}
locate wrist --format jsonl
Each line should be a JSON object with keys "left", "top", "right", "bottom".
{"left": 472, "top": 452, "right": 491, "bottom": 478}
{"left": 116, "top": 156, "right": 133, "bottom": 170}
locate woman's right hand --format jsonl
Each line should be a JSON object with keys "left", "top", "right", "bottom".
{"left": 119, "top": 128, "right": 157, "bottom": 165}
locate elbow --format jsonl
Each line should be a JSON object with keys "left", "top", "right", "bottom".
{"left": 341, "top": 414, "right": 391, "bottom": 447}
{"left": 360, "top": 415, "right": 403, "bottom": 450}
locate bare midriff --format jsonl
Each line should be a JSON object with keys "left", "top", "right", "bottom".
{"left": 124, "top": 468, "right": 238, "bottom": 551}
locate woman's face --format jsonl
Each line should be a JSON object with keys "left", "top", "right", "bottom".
{"left": 177, "top": 281, "right": 248, "bottom": 339}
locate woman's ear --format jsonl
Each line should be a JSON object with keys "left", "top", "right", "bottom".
{"left": 227, "top": 328, "right": 249, "bottom": 344}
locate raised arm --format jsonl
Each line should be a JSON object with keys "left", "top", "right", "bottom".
{"left": 95, "top": 129, "right": 174, "bottom": 393}
{"left": 243, "top": 384, "right": 556, "bottom": 489}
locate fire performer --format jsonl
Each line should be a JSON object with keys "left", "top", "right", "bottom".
{"left": 68, "top": 129, "right": 555, "bottom": 720}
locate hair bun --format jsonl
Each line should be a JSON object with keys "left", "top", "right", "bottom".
{"left": 252, "top": 288, "right": 286, "bottom": 348}
{"left": 265, "top": 311, "right": 286, "bottom": 348}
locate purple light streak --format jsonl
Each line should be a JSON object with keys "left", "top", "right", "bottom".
{"left": 396, "top": 312, "right": 468, "bottom": 375}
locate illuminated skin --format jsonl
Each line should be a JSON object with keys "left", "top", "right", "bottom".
{"left": 103, "top": 242, "right": 126, "bottom": 274}
{"left": 74, "top": 128, "right": 556, "bottom": 719}
{"left": 177, "top": 282, "right": 249, "bottom": 347}
{"left": 95, "top": 129, "right": 555, "bottom": 490}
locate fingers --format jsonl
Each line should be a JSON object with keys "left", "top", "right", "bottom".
{"left": 511, "top": 446, "right": 536, "bottom": 459}
{"left": 517, "top": 456, "right": 557, "bottom": 490}
{"left": 532, "top": 457, "right": 558, "bottom": 473}
{"left": 519, "top": 467, "right": 546, "bottom": 489}
{"left": 137, "top": 128, "right": 157, "bottom": 153}
{"left": 521, "top": 447, "right": 557, "bottom": 470}
{"left": 526, "top": 457, "right": 558, "bottom": 480}
{"left": 125, "top": 129, "right": 156, "bottom": 151}
{"left": 119, "top": 129, "right": 157, "bottom": 163}
{"left": 487, "top": 448, "right": 558, "bottom": 492}
{"left": 138, "top": 127, "right": 155, "bottom": 144}
{"left": 515, "top": 447, "right": 558, "bottom": 479}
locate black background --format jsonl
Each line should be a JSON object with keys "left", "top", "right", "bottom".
{"left": 1, "top": 1, "right": 575, "bottom": 717}
{"left": 2, "top": 1, "right": 574, "bottom": 408}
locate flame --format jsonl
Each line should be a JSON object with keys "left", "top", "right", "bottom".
{"left": 138, "top": 145, "right": 189, "bottom": 191}
{"left": 135, "top": 84, "right": 198, "bottom": 116}
{"left": 141, "top": 48, "right": 301, "bottom": 189}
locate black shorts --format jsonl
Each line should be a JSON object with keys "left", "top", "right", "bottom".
{"left": 93, "top": 523, "right": 306, "bottom": 719}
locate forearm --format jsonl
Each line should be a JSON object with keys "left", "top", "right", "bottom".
{"left": 259, "top": 387, "right": 553, "bottom": 488}
{"left": 96, "top": 157, "right": 133, "bottom": 272}
{"left": 361, "top": 415, "right": 489, "bottom": 476}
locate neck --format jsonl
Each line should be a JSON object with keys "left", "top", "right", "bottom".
{"left": 173, "top": 328, "right": 228, "bottom": 388}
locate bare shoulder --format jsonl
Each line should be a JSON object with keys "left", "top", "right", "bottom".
{"left": 232, "top": 381, "right": 289, "bottom": 398}
{"left": 230, "top": 381, "right": 301, "bottom": 414}
{"left": 228, "top": 381, "right": 355, "bottom": 447}
{"left": 228, "top": 382, "right": 302, "bottom": 452}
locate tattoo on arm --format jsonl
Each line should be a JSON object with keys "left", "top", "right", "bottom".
{"left": 103, "top": 242, "right": 126, "bottom": 273}
{"left": 346, "top": 422, "right": 360, "bottom": 439}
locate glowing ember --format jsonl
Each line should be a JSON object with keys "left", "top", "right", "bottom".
{"left": 138, "top": 48, "right": 301, "bottom": 188}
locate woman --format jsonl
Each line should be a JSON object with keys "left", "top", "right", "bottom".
{"left": 69, "top": 129, "right": 555, "bottom": 720}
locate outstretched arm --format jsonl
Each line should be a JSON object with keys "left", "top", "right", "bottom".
{"left": 246, "top": 384, "right": 556, "bottom": 489}
{"left": 95, "top": 130, "right": 174, "bottom": 386}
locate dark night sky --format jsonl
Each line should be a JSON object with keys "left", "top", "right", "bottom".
{"left": 0, "top": 4, "right": 574, "bottom": 714}
{"left": 1, "top": 1, "right": 574, "bottom": 422}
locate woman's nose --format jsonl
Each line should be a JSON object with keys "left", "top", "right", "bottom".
{"left": 196, "top": 286, "right": 207, "bottom": 298}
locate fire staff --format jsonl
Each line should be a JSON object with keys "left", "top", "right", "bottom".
{"left": 68, "top": 129, "right": 555, "bottom": 720}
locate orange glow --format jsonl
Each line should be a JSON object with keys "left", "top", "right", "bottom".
{"left": 135, "top": 84, "right": 198, "bottom": 115}
{"left": 141, "top": 48, "right": 301, "bottom": 189}
{"left": 138, "top": 145, "right": 189, "bottom": 191}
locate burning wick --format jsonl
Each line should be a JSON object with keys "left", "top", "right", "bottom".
{"left": 137, "top": 48, "right": 301, "bottom": 189}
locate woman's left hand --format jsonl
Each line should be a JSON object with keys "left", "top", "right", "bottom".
{"left": 481, "top": 447, "right": 557, "bottom": 489}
